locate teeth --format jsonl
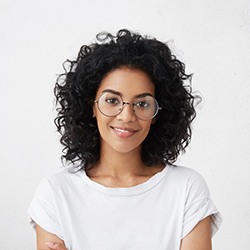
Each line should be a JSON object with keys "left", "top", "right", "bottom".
{"left": 114, "top": 128, "right": 134, "bottom": 133}
{"left": 114, "top": 128, "right": 128, "bottom": 133}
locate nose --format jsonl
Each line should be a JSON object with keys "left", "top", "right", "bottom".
{"left": 116, "top": 102, "right": 136, "bottom": 122}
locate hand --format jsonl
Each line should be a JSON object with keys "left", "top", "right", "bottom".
{"left": 45, "top": 242, "right": 68, "bottom": 250}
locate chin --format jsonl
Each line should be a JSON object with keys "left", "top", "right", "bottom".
{"left": 109, "top": 143, "right": 142, "bottom": 155}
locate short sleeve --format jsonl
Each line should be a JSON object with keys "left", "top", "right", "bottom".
{"left": 181, "top": 171, "right": 222, "bottom": 239}
{"left": 27, "top": 178, "right": 63, "bottom": 240}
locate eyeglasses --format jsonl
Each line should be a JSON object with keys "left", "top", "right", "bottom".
{"left": 94, "top": 92, "right": 162, "bottom": 121}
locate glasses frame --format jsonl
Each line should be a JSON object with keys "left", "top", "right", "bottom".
{"left": 94, "top": 93, "right": 162, "bottom": 121}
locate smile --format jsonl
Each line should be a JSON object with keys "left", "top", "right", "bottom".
{"left": 112, "top": 127, "right": 138, "bottom": 138}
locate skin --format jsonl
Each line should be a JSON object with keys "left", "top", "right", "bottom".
{"left": 35, "top": 67, "right": 212, "bottom": 250}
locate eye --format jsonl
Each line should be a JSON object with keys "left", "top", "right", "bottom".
{"left": 135, "top": 101, "right": 150, "bottom": 109}
{"left": 105, "top": 97, "right": 120, "bottom": 105}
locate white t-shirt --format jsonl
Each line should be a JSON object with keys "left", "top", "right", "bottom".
{"left": 28, "top": 165, "right": 222, "bottom": 250}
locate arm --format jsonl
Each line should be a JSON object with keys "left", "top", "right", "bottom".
{"left": 180, "top": 216, "right": 212, "bottom": 250}
{"left": 36, "top": 224, "right": 68, "bottom": 250}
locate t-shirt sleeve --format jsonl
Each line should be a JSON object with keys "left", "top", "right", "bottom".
{"left": 27, "top": 178, "right": 63, "bottom": 240}
{"left": 181, "top": 171, "right": 222, "bottom": 239}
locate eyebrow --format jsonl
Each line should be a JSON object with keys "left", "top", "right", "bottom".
{"left": 102, "top": 89, "right": 154, "bottom": 98}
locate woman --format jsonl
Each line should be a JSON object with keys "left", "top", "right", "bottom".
{"left": 28, "top": 29, "right": 222, "bottom": 250}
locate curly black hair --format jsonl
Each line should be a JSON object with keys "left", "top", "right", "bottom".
{"left": 54, "top": 29, "right": 199, "bottom": 170}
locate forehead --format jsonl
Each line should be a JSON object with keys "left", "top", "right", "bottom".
{"left": 96, "top": 67, "right": 155, "bottom": 98}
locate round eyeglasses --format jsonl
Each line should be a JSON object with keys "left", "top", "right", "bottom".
{"left": 94, "top": 92, "right": 162, "bottom": 121}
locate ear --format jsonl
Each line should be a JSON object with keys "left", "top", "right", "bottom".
{"left": 89, "top": 99, "right": 96, "bottom": 118}
{"left": 151, "top": 117, "right": 157, "bottom": 124}
{"left": 92, "top": 106, "right": 96, "bottom": 118}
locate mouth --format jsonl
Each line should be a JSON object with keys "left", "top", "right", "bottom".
{"left": 111, "top": 126, "right": 138, "bottom": 138}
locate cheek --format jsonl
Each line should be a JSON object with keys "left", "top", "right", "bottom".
{"left": 95, "top": 114, "right": 111, "bottom": 134}
{"left": 141, "top": 122, "right": 153, "bottom": 138}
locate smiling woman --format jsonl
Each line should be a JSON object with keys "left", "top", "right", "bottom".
{"left": 92, "top": 67, "right": 155, "bottom": 156}
{"left": 28, "top": 29, "right": 222, "bottom": 250}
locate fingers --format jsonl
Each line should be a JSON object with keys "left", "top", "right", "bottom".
{"left": 45, "top": 242, "right": 68, "bottom": 250}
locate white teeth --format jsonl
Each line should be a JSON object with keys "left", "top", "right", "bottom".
{"left": 114, "top": 128, "right": 130, "bottom": 133}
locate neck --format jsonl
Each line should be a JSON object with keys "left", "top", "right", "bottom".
{"left": 86, "top": 144, "right": 164, "bottom": 188}
{"left": 95, "top": 145, "right": 146, "bottom": 178}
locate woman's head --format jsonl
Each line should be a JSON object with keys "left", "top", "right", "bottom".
{"left": 93, "top": 66, "right": 157, "bottom": 159}
{"left": 55, "top": 29, "right": 198, "bottom": 170}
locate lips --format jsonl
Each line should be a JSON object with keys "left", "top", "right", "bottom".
{"left": 111, "top": 126, "right": 138, "bottom": 138}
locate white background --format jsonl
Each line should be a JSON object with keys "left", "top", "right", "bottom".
{"left": 1, "top": 0, "right": 249, "bottom": 249}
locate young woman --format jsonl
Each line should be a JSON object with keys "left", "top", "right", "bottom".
{"left": 28, "top": 29, "right": 222, "bottom": 250}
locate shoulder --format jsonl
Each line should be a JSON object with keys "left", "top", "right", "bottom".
{"left": 48, "top": 167, "right": 81, "bottom": 182}
{"left": 167, "top": 165, "right": 223, "bottom": 238}
{"left": 36, "top": 167, "right": 84, "bottom": 195}
{"left": 167, "top": 164, "right": 207, "bottom": 184}
{"left": 165, "top": 164, "right": 210, "bottom": 197}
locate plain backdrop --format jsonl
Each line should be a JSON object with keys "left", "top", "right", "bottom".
{"left": 1, "top": 0, "right": 249, "bottom": 249}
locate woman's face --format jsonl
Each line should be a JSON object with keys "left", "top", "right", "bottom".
{"left": 93, "top": 67, "right": 155, "bottom": 156}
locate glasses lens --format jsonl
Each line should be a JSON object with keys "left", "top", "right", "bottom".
{"left": 133, "top": 96, "right": 159, "bottom": 120}
{"left": 97, "top": 92, "right": 122, "bottom": 117}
